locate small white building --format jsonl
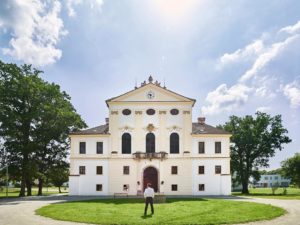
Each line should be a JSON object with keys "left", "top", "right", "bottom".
{"left": 254, "top": 175, "right": 290, "bottom": 188}
{"left": 69, "top": 76, "right": 231, "bottom": 196}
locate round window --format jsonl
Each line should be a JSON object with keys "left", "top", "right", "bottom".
{"left": 170, "top": 109, "right": 179, "bottom": 115}
{"left": 122, "top": 109, "right": 131, "bottom": 115}
{"left": 146, "top": 109, "right": 156, "bottom": 115}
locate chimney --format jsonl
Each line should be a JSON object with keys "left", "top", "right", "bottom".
{"left": 105, "top": 118, "right": 109, "bottom": 124}
{"left": 198, "top": 117, "right": 205, "bottom": 125}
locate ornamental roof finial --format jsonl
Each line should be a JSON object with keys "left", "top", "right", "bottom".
{"left": 148, "top": 75, "right": 153, "bottom": 83}
{"left": 134, "top": 78, "right": 138, "bottom": 89}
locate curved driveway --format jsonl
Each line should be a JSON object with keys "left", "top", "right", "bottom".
{"left": 234, "top": 197, "right": 300, "bottom": 225}
{"left": 0, "top": 195, "right": 299, "bottom": 225}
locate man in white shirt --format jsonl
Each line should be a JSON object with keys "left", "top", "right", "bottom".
{"left": 144, "top": 183, "right": 154, "bottom": 215}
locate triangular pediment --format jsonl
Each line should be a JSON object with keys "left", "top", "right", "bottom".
{"left": 106, "top": 82, "right": 195, "bottom": 106}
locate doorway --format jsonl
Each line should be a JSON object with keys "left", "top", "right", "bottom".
{"left": 143, "top": 167, "right": 158, "bottom": 192}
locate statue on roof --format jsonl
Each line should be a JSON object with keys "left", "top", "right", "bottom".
{"left": 148, "top": 75, "right": 153, "bottom": 83}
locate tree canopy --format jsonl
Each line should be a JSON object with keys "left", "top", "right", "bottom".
{"left": 48, "top": 162, "right": 69, "bottom": 193}
{"left": 281, "top": 153, "right": 300, "bottom": 187}
{"left": 0, "top": 61, "right": 86, "bottom": 196}
{"left": 220, "top": 112, "right": 291, "bottom": 194}
{"left": 259, "top": 168, "right": 283, "bottom": 175}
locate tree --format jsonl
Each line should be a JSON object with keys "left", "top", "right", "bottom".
{"left": 48, "top": 162, "right": 69, "bottom": 193}
{"left": 33, "top": 82, "right": 87, "bottom": 195}
{"left": 0, "top": 144, "right": 22, "bottom": 188}
{"left": 259, "top": 168, "right": 282, "bottom": 175}
{"left": 281, "top": 153, "right": 300, "bottom": 187}
{"left": 0, "top": 61, "right": 86, "bottom": 196}
{"left": 266, "top": 168, "right": 283, "bottom": 175}
{"left": 220, "top": 112, "right": 291, "bottom": 194}
{"left": 271, "top": 182, "right": 280, "bottom": 195}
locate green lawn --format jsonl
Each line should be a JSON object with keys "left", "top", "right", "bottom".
{"left": 36, "top": 198, "right": 285, "bottom": 225}
{"left": 0, "top": 187, "right": 68, "bottom": 198}
{"left": 233, "top": 187, "right": 300, "bottom": 199}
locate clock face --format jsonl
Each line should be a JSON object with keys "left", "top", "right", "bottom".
{"left": 147, "top": 91, "right": 155, "bottom": 99}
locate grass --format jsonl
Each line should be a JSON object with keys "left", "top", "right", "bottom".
{"left": 233, "top": 187, "right": 300, "bottom": 199}
{"left": 36, "top": 198, "right": 285, "bottom": 225}
{"left": 0, "top": 187, "right": 68, "bottom": 198}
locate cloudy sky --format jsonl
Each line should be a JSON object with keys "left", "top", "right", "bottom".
{"left": 0, "top": 0, "right": 299, "bottom": 169}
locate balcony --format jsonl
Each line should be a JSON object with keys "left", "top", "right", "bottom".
{"left": 132, "top": 151, "right": 168, "bottom": 161}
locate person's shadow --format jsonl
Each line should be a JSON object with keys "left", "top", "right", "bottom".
{"left": 141, "top": 214, "right": 153, "bottom": 219}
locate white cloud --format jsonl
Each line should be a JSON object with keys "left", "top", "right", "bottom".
{"left": 253, "top": 75, "right": 277, "bottom": 99}
{"left": 203, "top": 20, "right": 300, "bottom": 115}
{"left": 3, "top": 37, "right": 63, "bottom": 66}
{"left": 201, "top": 84, "right": 252, "bottom": 115}
{"left": 0, "top": 0, "right": 67, "bottom": 67}
{"left": 92, "top": 0, "right": 104, "bottom": 9}
{"left": 219, "top": 40, "right": 264, "bottom": 67}
{"left": 282, "top": 81, "right": 300, "bottom": 108}
{"left": 279, "top": 20, "right": 300, "bottom": 34}
{"left": 66, "top": 0, "right": 104, "bottom": 17}
{"left": 256, "top": 106, "right": 271, "bottom": 113}
{"left": 66, "top": 0, "right": 82, "bottom": 17}
{"left": 239, "top": 34, "right": 299, "bottom": 82}
{"left": 218, "top": 20, "right": 300, "bottom": 81}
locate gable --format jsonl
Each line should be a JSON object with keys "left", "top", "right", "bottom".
{"left": 106, "top": 83, "right": 195, "bottom": 106}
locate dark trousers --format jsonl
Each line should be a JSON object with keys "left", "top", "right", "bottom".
{"left": 144, "top": 197, "right": 154, "bottom": 214}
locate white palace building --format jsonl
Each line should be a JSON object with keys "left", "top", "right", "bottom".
{"left": 69, "top": 76, "right": 231, "bottom": 196}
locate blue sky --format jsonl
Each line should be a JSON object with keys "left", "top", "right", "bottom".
{"left": 0, "top": 0, "right": 299, "bottom": 169}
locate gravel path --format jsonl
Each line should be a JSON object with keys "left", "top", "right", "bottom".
{"left": 0, "top": 195, "right": 99, "bottom": 225}
{"left": 0, "top": 195, "right": 299, "bottom": 225}
{"left": 233, "top": 197, "right": 300, "bottom": 225}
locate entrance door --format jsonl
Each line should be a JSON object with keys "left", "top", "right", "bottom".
{"left": 143, "top": 167, "right": 158, "bottom": 192}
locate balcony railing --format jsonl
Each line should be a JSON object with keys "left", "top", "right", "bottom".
{"left": 132, "top": 151, "right": 168, "bottom": 160}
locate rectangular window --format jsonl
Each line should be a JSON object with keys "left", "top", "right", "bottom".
{"left": 270, "top": 176, "right": 272, "bottom": 180}
{"left": 199, "top": 184, "right": 205, "bottom": 191}
{"left": 171, "top": 184, "right": 178, "bottom": 191}
{"left": 171, "top": 166, "right": 178, "bottom": 175}
{"left": 265, "top": 177, "right": 268, "bottom": 180}
{"left": 123, "top": 166, "right": 130, "bottom": 175}
{"left": 96, "top": 166, "right": 103, "bottom": 175}
{"left": 79, "top": 166, "right": 85, "bottom": 175}
{"left": 215, "top": 142, "right": 221, "bottom": 154}
{"left": 274, "top": 176, "right": 278, "bottom": 180}
{"left": 215, "top": 165, "right": 221, "bottom": 174}
{"left": 79, "top": 142, "right": 86, "bottom": 154}
{"left": 96, "top": 142, "right": 103, "bottom": 154}
{"left": 198, "top": 142, "right": 205, "bottom": 154}
{"left": 123, "top": 184, "right": 129, "bottom": 191}
{"left": 198, "top": 166, "right": 205, "bottom": 174}
{"left": 96, "top": 184, "right": 102, "bottom": 191}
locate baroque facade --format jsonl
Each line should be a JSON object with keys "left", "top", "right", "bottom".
{"left": 69, "top": 76, "right": 231, "bottom": 195}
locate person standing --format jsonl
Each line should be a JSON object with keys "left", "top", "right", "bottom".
{"left": 144, "top": 183, "right": 154, "bottom": 215}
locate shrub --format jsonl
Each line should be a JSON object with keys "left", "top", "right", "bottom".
{"left": 271, "top": 182, "right": 280, "bottom": 195}
{"left": 283, "top": 188, "right": 287, "bottom": 195}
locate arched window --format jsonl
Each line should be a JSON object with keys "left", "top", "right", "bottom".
{"left": 170, "top": 133, "right": 179, "bottom": 154}
{"left": 122, "top": 133, "right": 131, "bottom": 154}
{"left": 146, "top": 133, "right": 155, "bottom": 153}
